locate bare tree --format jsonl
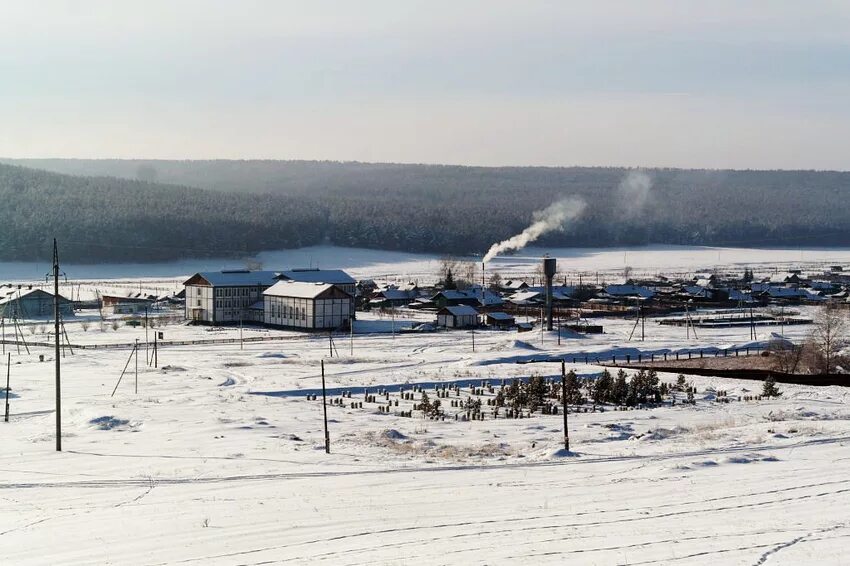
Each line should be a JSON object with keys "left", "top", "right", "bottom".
{"left": 769, "top": 342, "right": 804, "bottom": 374}
{"left": 438, "top": 256, "right": 460, "bottom": 284}
{"left": 456, "top": 260, "right": 479, "bottom": 290}
{"left": 487, "top": 271, "right": 503, "bottom": 290}
{"left": 810, "top": 305, "right": 848, "bottom": 374}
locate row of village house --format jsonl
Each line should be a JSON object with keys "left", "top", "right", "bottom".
{"left": 4, "top": 266, "right": 850, "bottom": 331}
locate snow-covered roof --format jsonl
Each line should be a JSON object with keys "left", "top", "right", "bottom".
{"left": 433, "top": 290, "right": 476, "bottom": 300}
{"left": 379, "top": 289, "right": 418, "bottom": 301}
{"left": 525, "top": 285, "right": 576, "bottom": 300}
{"left": 478, "top": 290, "right": 504, "bottom": 306}
{"left": 808, "top": 281, "right": 835, "bottom": 291}
{"left": 278, "top": 269, "right": 355, "bottom": 285}
{"left": 760, "top": 286, "right": 823, "bottom": 300}
{"left": 728, "top": 289, "right": 755, "bottom": 303}
{"left": 264, "top": 281, "right": 339, "bottom": 299}
{"left": 0, "top": 288, "right": 70, "bottom": 305}
{"left": 503, "top": 280, "right": 529, "bottom": 290}
{"left": 248, "top": 300, "right": 264, "bottom": 310}
{"left": 683, "top": 285, "right": 711, "bottom": 298}
{"left": 440, "top": 305, "right": 479, "bottom": 317}
{"left": 507, "top": 290, "right": 542, "bottom": 304}
{"left": 604, "top": 284, "right": 655, "bottom": 298}
{"left": 186, "top": 270, "right": 280, "bottom": 288}
{"left": 768, "top": 272, "right": 802, "bottom": 284}
{"left": 486, "top": 311, "right": 514, "bottom": 320}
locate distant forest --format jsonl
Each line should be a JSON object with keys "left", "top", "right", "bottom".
{"left": 1, "top": 159, "right": 849, "bottom": 263}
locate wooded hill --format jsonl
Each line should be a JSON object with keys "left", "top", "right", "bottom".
{"left": 1, "top": 159, "right": 849, "bottom": 262}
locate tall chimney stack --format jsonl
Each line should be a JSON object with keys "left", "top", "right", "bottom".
{"left": 543, "top": 256, "right": 556, "bottom": 331}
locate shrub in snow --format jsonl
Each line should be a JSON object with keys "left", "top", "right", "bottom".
{"left": 762, "top": 376, "right": 782, "bottom": 398}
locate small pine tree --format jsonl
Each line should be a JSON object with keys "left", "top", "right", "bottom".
{"left": 686, "top": 386, "right": 695, "bottom": 405}
{"left": 675, "top": 374, "right": 687, "bottom": 392}
{"left": 612, "top": 369, "right": 629, "bottom": 405}
{"left": 528, "top": 374, "right": 546, "bottom": 409}
{"left": 593, "top": 369, "right": 613, "bottom": 405}
{"left": 494, "top": 389, "right": 505, "bottom": 407}
{"left": 762, "top": 376, "right": 782, "bottom": 398}
{"left": 564, "top": 370, "right": 584, "bottom": 405}
{"left": 419, "top": 392, "right": 432, "bottom": 414}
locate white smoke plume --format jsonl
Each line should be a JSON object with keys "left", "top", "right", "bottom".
{"left": 617, "top": 170, "right": 652, "bottom": 216}
{"left": 483, "top": 197, "right": 586, "bottom": 263}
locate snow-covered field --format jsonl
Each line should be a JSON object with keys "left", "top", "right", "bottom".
{"left": 2, "top": 299, "right": 849, "bottom": 564}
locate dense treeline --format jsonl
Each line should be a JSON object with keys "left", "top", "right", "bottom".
{"left": 1, "top": 159, "right": 849, "bottom": 262}
{"left": 0, "top": 164, "right": 327, "bottom": 262}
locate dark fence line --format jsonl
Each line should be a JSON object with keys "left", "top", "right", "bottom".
{"left": 517, "top": 346, "right": 766, "bottom": 367}
{"left": 619, "top": 366, "right": 850, "bottom": 388}
{"left": 603, "top": 346, "right": 765, "bottom": 366}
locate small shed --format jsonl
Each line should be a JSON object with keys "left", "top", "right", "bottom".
{"left": 485, "top": 311, "right": 515, "bottom": 329}
{"left": 436, "top": 305, "right": 479, "bottom": 328}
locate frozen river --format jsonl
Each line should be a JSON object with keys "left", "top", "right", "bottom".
{"left": 3, "top": 244, "right": 850, "bottom": 283}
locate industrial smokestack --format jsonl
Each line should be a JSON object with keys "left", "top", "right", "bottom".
{"left": 543, "top": 257, "right": 556, "bottom": 331}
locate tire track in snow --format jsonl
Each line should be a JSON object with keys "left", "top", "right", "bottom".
{"left": 153, "top": 482, "right": 850, "bottom": 565}
{"left": 4, "top": 433, "right": 849, "bottom": 490}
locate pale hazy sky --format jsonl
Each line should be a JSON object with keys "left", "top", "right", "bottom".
{"left": 2, "top": 1, "right": 850, "bottom": 169}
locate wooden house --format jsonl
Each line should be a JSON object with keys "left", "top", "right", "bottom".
{"left": 436, "top": 305, "right": 479, "bottom": 328}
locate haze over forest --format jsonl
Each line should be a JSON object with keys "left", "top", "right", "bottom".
{"left": 1, "top": 158, "right": 849, "bottom": 263}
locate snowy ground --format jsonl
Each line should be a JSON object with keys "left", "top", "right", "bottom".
{"left": 2, "top": 302, "right": 849, "bottom": 564}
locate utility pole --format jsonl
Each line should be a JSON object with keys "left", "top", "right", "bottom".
{"left": 4, "top": 352, "right": 10, "bottom": 422}
{"left": 349, "top": 319, "right": 353, "bottom": 356}
{"left": 145, "top": 307, "right": 149, "bottom": 364}
{"left": 321, "top": 359, "right": 330, "bottom": 454}
{"left": 750, "top": 307, "right": 756, "bottom": 341}
{"left": 561, "top": 360, "right": 570, "bottom": 452}
{"left": 52, "top": 239, "right": 62, "bottom": 452}
{"left": 134, "top": 338, "right": 139, "bottom": 394}
{"left": 557, "top": 313, "right": 561, "bottom": 346}
{"left": 240, "top": 318, "right": 244, "bottom": 350}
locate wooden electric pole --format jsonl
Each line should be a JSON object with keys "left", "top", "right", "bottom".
{"left": 561, "top": 360, "right": 570, "bottom": 452}
{"left": 4, "top": 352, "right": 9, "bottom": 422}
{"left": 52, "top": 239, "right": 62, "bottom": 452}
{"left": 321, "top": 359, "right": 330, "bottom": 454}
